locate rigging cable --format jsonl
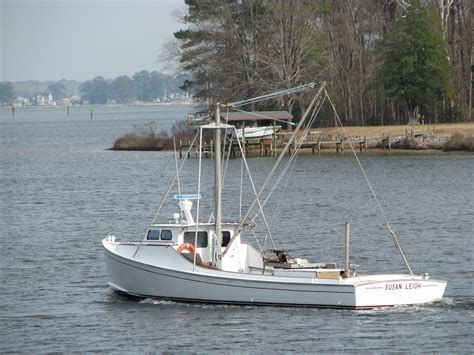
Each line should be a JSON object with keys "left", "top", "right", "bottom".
{"left": 252, "top": 93, "right": 326, "bottom": 225}
{"left": 256, "top": 95, "right": 324, "bottom": 250}
{"left": 150, "top": 131, "right": 199, "bottom": 225}
{"left": 324, "top": 88, "right": 413, "bottom": 275}
{"left": 220, "top": 127, "right": 234, "bottom": 193}
{"left": 193, "top": 127, "right": 204, "bottom": 271}
{"left": 133, "top": 131, "right": 200, "bottom": 258}
{"left": 173, "top": 137, "right": 183, "bottom": 219}
{"left": 222, "top": 82, "right": 327, "bottom": 258}
{"left": 264, "top": 104, "right": 321, "bottom": 232}
{"left": 232, "top": 125, "right": 276, "bottom": 250}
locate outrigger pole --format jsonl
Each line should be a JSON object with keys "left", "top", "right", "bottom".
{"left": 221, "top": 82, "right": 327, "bottom": 259}
{"left": 227, "top": 83, "right": 317, "bottom": 109}
{"left": 214, "top": 104, "right": 223, "bottom": 268}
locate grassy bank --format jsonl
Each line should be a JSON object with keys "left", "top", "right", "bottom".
{"left": 317, "top": 123, "right": 474, "bottom": 152}
{"left": 316, "top": 122, "right": 474, "bottom": 138}
{"left": 112, "top": 132, "right": 169, "bottom": 151}
{"left": 443, "top": 132, "right": 474, "bottom": 151}
{"left": 112, "top": 122, "right": 474, "bottom": 152}
{"left": 112, "top": 121, "right": 196, "bottom": 151}
{"left": 112, "top": 122, "right": 170, "bottom": 150}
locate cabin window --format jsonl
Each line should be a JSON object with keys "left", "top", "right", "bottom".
{"left": 222, "top": 231, "right": 231, "bottom": 247}
{"left": 147, "top": 229, "right": 160, "bottom": 240}
{"left": 183, "top": 231, "right": 208, "bottom": 248}
{"left": 161, "top": 230, "right": 172, "bottom": 241}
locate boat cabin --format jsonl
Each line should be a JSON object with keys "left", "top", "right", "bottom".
{"left": 145, "top": 221, "right": 264, "bottom": 273}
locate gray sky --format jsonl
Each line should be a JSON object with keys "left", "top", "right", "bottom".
{"left": 0, "top": 0, "right": 185, "bottom": 82}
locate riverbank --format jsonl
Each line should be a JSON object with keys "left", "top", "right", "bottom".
{"left": 315, "top": 123, "right": 473, "bottom": 151}
{"left": 112, "top": 122, "right": 474, "bottom": 153}
{"left": 318, "top": 122, "right": 474, "bottom": 137}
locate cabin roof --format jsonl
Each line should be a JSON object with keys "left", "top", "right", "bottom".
{"left": 221, "top": 111, "right": 293, "bottom": 121}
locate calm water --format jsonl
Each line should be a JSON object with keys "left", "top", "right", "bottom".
{"left": 0, "top": 105, "right": 473, "bottom": 352}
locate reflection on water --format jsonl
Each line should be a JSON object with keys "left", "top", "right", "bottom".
{"left": 0, "top": 105, "right": 472, "bottom": 352}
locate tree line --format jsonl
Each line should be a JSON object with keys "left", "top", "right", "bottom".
{"left": 0, "top": 81, "right": 74, "bottom": 104}
{"left": 0, "top": 82, "right": 15, "bottom": 104}
{"left": 170, "top": 0, "right": 472, "bottom": 125}
{"left": 0, "top": 71, "right": 191, "bottom": 106}
{"left": 80, "top": 71, "right": 190, "bottom": 104}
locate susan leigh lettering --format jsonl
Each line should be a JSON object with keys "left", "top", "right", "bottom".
{"left": 385, "top": 282, "right": 422, "bottom": 291}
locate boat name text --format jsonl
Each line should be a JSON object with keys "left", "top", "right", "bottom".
{"left": 384, "top": 282, "right": 421, "bottom": 291}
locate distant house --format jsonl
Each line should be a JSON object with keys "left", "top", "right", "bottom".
{"left": 70, "top": 95, "right": 80, "bottom": 104}
{"left": 47, "top": 93, "right": 56, "bottom": 106}
{"left": 60, "top": 98, "right": 71, "bottom": 106}
{"left": 36, "top": 95, "right": 46, "bottom": 106}
{"left": 13, "top": 97, "right": 28, "bottom": 107}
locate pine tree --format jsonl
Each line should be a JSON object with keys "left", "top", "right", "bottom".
{"left": 378, "top": 0, "right": 454, "bottom": 122}
{"left": 0, "top": 82, "right": 15, "bottom": 105}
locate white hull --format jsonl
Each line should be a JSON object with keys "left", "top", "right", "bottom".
{"left": 103, "top": 240, "right": 446, "bottom": 309}
{"left": 235, "top": 125, "right": 281, "bottom": 139}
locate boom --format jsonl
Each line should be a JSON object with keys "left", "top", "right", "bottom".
{"left": 226, "top": 83, "right": 317, "bottom": 108}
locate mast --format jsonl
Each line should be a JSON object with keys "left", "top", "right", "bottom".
{"left": 215, "top": 104, "right": 222, "bottom": 268}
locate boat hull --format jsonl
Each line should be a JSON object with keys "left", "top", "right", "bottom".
{"left": 104, "top": 248, "right": 357, "bottom": 308}
{"left": 235, "top": 125, "right": 281, "bottom": 139}
{"left": 103, "top": 241, "right": 446, "bottom": 309}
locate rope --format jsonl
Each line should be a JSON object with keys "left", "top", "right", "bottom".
{"left": 173, "top": 137, "right": 183, "bottom": 219}
{"left": 222, "top": 83, "right": 327, "bottom": 258}
{"left": 264, "top": 102, "right": 323, "bottom": 229}
{"left": 220, "top": 128, "right": 234, "bottom": 192}
{"left": 133, "top": 131, "right": 199, "bottom": 258}
{"left": 250, "top": 227, "right": 263, "bottom": 253}
{"left": 232, "top": 126, "right": 276, "bottom": 250}
{"left": 193, "top": 127, "right": 204, "bottom": 271}
{"left": 150, "top": 131, "right": 199, "bottom": 225}
{"left": 228, "top": 82, "right": 316, "bottom": 108}
{"left": 253, "top": 94, "right": 326, "bottom": 223}
{"left": 324, "top": 88, "right": 413, "bottom": 275}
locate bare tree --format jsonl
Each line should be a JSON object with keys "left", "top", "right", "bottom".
{"left": 169, "top": 0, "right": 471, "bottom": 124}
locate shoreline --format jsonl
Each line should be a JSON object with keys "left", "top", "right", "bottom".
{"left": 0, "top": 100, "right": 197, "bottom": 110}
{"left": 111, "top": 122, "right": 474, "bottom": 154}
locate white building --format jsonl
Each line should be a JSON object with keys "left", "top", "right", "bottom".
{"left": 37, "top": 95, "right": 45, "bottom": 106}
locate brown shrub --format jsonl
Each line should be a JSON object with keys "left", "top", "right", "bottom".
{"left": 392, "top": 137, "right": 424, "bottom": 150}
{"left": 443, "top": 132, "right": 474, "bottom": 151}
{"left": 112, "top": 121, "right": 197, "bottom": 151}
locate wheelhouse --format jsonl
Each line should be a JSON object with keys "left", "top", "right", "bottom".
{"left": 145, "top": 222, "right": 239, "bottom": 267}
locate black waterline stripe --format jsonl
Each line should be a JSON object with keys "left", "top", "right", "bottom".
{"left": 116, "top": 291, "right": 369, "bottom": 309}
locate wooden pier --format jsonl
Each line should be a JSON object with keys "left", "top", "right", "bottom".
{"left": 179, "top": 127, "right": 435, "bottom": 158}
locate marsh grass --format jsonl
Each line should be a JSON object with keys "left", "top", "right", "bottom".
{"left": 443, "top": 132, "right": 474, "bottom": 151}
{"left": 112, "top": 121, "right": 196, "bottom": 151}
{"left": 391, "top": 137, "right": 424, "bottom": 150}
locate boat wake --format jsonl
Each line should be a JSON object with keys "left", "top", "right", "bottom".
{"left": 140, "top": 298, "right": 177, "bottom": 306}
{"left": 139, "top": 298, "right": 256, "bottom": 309}
{"left": 430, "top": 296, "right": 474, "bottom": 310}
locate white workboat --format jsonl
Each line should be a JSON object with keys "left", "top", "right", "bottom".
{"left": 234, "top": 125, "right": 281, "bottom": 140}
{"left": 102, "top": 83, "right": 446, "bottom": 309}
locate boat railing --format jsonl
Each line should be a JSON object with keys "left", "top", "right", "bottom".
{"left": 115, "top": 241, "right": 176, "bottom": 247}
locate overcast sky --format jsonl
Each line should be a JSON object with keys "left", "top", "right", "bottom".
{"left": 0, "top": 0, "right": 185, "bottom": 82}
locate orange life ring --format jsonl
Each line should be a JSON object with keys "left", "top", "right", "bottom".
{"left": 177, "top": 242, "right": 196, "bottom": 254}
